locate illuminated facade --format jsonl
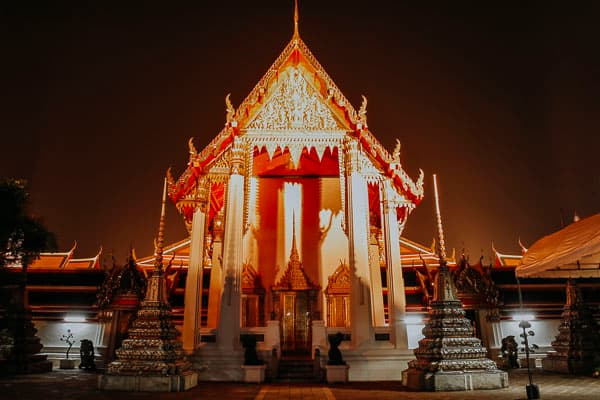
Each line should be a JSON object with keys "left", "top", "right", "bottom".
{"left": 166, "top": 12, "right": 424, "bottom": 380}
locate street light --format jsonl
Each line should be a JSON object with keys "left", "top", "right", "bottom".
{"left": 516, "top": 276, "right": 540, "bottom": 400}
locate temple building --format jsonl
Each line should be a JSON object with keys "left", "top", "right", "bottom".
{"left": 4, "top": 5, "right": 600, "bottom": 384}
{"left": 164, "top": 8, "right": 424, "bottom": 381}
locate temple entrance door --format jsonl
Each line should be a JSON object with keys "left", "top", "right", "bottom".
{"left": 281, "top": 291, "right": 312, "bottom": 355}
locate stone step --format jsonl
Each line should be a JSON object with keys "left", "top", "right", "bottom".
{"left": 277, "top": 358, "right": 320, "bottom": 382}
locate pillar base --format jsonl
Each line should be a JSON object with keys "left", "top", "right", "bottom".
{"left": 543, "top": 355, "right": 594, "bottom": 374}
{"left": 326, "top": 364, "right": 349, "bottom": 383}
{"left": 242, "top": 364, "right": 266, "bottom": 383}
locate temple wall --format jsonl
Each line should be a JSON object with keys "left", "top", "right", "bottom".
{"left": 402, "top": 317, "right": 560, "bottom": 352}
{"left": 497, "top": 318, "right": 559, "bottom": 352}
{"left": 406, "top": 321, "right": 426, "bottom": 349}
{"left": 34, "top": 320, "right": 107, "bottom": 368}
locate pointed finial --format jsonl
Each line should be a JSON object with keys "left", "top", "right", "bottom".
{"left": 155, "top": 177, "right": 167, "bottom": 270}
{"left": 432, "top": 174, "right": 447, "bottom": 261}
{"left": 293, "top": 0, "right": 299, "bottom": 38}
{"left": 518, "top": 237, "right": 528, "bottom": 254}
{"left": 290, "top": 209, "right": 299, "bottom": 261}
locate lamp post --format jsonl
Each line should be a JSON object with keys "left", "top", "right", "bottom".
{"left": 516, "top": 276, "right": 540, "bottom": 399}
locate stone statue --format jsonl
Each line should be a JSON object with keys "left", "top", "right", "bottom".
{"left": 501, "top": 336, "right": 519, "bottom": 369}
{"left": 327, "top": 332, "right": 345, "bottom": 365}
{"left": 79, "top": 339, "right": 96, "bottom": 370}
{"left": 241, "top": 335, "right": 262, "bottom": 365}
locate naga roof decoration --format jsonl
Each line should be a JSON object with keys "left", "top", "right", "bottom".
{"left": 169, "top": 11, "right": 424, "bottom": 209}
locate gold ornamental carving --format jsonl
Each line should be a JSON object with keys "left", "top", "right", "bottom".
{"left": 248, "top": 67, "right": 339, "bottom": 131}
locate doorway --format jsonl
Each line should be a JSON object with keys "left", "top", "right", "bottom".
{"left": 280, "top": 291, "right": 312, "bottom": 355}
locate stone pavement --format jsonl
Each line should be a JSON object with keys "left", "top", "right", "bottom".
{"left": 1, "top": 368, "right": 600, "bottom": 400}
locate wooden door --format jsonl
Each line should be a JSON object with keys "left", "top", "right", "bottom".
{"left": 280, "top": 291, "right": 312, "bottom": 354}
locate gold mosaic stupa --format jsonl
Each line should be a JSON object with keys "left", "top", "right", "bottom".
{"left": 98, "top": 179, "right": 198, "bottom": 391}
{"left": 402, "top": 175, "right": 508, "bottom": 391}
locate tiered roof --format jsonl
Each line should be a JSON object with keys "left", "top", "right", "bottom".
{"left": 168, "top": 12, "right": 423, "bottom": 212}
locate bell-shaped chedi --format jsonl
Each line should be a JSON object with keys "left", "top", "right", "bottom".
{"left": 98, "top": 179, "right": 198, "bottom": 392}
{"left": 402, "top": 175, "right": 508, "bottom": 391}
{"left": 542, "top": 279, "right": 600, "bottom": 374}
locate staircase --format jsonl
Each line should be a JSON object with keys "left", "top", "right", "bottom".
{"left": 276, "top": 357, "right": 322, "bottom": 382}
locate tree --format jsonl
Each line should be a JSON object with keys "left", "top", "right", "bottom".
{"left": 0, "top": 178, "right": 56, "bottom": 373}
{"left": 0, "top": 178, "right": 56, "bottom": 268}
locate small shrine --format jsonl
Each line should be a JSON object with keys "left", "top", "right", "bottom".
{"left": 98, "top": 180, "right": 197, "bottom": 392}
{"left": 271, "top": 217, "right": 320, "bottom": 355}
{"left": 402, "top": 176, "right": 508, "bottom": 391}
{"left": 96, "top": 251, "right": 147, "bottom": 364}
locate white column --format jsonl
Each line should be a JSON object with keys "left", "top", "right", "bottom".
{"left": 344, "top": 138, "right": 373, "bottom": 348}
{"left": 368, "top": 227, "right": 385, "bottom": 326}
{"left": 206, "top": 212, "right": 224, "bottom": 329}
{"left": 217, "top": 141, "right": 246, "bottom": 351}
{"left": 182, "top": 186, "right": 208, "bottom": 352}
{"left": 382, "top": 179, "right": 408, "bottom": 349}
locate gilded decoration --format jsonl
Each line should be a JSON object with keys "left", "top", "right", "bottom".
{"left": 248, "top": 67, "right": 340, "bottom": 131}
{"left": 325, "top": 262, "right": 351, "bottom": 295}
{"left": 326, "top": 262, "right": 351, "bottom": 328}
{"left": 241, "top": 262, "right": 263, "bottom": 292}
{"left": 453, "top": 256, "right": 500, "bottom": 307}
{"left": 273, "top": 228, "right": 317, "bottom": 291}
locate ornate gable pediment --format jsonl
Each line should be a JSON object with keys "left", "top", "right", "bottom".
{"left": 273, "top": 236, "right": 318, "bottom": 291}
{"left": 325, "top": 262, "right": 351, "bottom": 295}
{"left": 247, "top": 67, "right": 344, "bottom": 131}
{"left": 242, "top": 262, "right": 264, "bottom": 293}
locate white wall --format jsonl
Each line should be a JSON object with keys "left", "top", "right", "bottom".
{"left": 498, "top": 319, "right": 559, "bottom": 350}
{"left": 34, "top": 320, "right": 106, "bottom": 367}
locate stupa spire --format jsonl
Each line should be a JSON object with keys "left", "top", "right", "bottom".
{"left": 431, "top": 174, "right": 457, "bottom": 302}
{"left": 154, "top": 177, "right": 167, "bottom": 271}
{"left": 433, "top": 174, "right": 447, "bottom": 261}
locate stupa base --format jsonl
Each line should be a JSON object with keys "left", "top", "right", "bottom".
{"left": 98, "top": 370, "right": 198, "bottom": 392}
{"left": 542, "top": 355, "right": 594, "bottom": 375}
{"left": 402, "top": 368, "right": 508, "bottom": 391}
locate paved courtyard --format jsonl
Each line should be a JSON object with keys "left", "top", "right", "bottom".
{"left": 1, "top": 368, "right": 599, "bottom": 400}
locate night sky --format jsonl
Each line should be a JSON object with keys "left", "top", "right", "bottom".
{"left": 2, "top": 1, "right": 599, "bottom": 264}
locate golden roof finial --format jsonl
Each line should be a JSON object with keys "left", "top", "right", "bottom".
{"left": 433, "top": 174, "right": 447, "bottom": 261}
{"left": 293, "top": 0, "right": 299, "bottom": 38}
{"left": 290, "top": 209, "right": 300, "bottom": 262}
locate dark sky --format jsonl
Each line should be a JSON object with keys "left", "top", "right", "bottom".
{"left": 2, "top": 1, "right": 599, "bottom": 263}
